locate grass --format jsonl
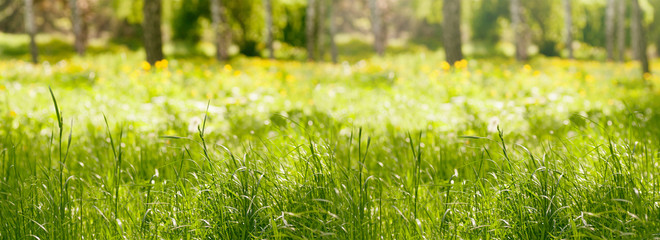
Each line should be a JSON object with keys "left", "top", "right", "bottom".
{"left": 1, "top": 35, "right": 660, "bottom": 239}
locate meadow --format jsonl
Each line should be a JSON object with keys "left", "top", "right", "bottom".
{"left": 2, "top": 36, "right": 660, "bottom": 239}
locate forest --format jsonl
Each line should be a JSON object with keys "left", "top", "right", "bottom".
{"left": 1, "top": 0, "right": 660, "bottom": 239}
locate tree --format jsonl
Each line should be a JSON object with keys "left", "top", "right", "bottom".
{"left": 471, "top": 0, "right": 508, "bottom": 48}
{"left": 651, "top": 0, "right": 660, "bottom": 57}
{"left": 264, "top": 0, "right": 274, "bottom": 59}
{"left": 69, "top": 0, "right": 87, "bottom": 56}
{"left": 317, "top": 0, "right": 326, "bottom": 59}
{"left": 143, "top": 0, "right": 164, "bottom": 65}
{"left": 524, "top": 0, "right": 561, "bottom": 57}
{"left": 605, "top": 0, "right": 615, "bottom": 61}
{"left": 631, "top": 0, "right": 640, "bottom": 60}
{"left": 442, "top": 0, "right": 462, "bottom": 65}
{"left": 306, "top": 0, "right": 316, "bottom": 61}
{"left": 616, "top": 0, "right": 625, "bottom": 62}
{"left": 564, "top": 0, "right": 573, "bottom": 59}
{"left": 510, "top": 0, "right": 528, "bottom": 61}
{"left": 24, "top": 0, "right": 38, "bottom": 63}
{"left": 211, "top": 0, "right": 230, "bottom": 61}
{"left": 369, "top": 0, "right": 385, "bottom": 56}
{"left": 631, "top": 0, "right": 650, "bottom": 75}
{"left": 328, "top": 0, "right": 338, "bottom": 63}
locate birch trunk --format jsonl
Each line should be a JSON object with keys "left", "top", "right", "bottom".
{"left": 616, "top": 0, "right": 625, "bottom": 62}
{"left": 306, "top": 0, "right": 316, "bottom": 61}
{"left": 211, "top": 0, "right": 230, "bottom": 61}
{"left": 143, "top": 0, "right": 164, "bottom": 65}
{"left": 442, "top": 0, "right": 463, "bottom": 65}
{"left": 605, "top": 0, "right": 615, "bottom": 60}
{"left": 264, "top": 0, "right": 274, "bottom": 59}
{"left": 24, "top": 0, "right": 38, "bottom": 63}
{"left": 564, "top": 0, "right": 573, "bottom": 59}
{"left": 329, "top": 0, "right": 338, "bottom": 63}
{"left": 69, "top": 0, "right": 86, "bottom": 55}
{"left": 369, "top": 0, "right": 384, "bottom": 56}
{"left": 632, "top": 0, "right": 650, "bottom": 74}
{"left": 631, "top": 0, "right": 640, "bottom": 60}
{"left": 510, "top": 0, "right": 528, "bottom": 61}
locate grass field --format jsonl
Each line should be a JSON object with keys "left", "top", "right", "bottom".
{"left": 2, "top": 37, "right": 660, "bottom": 239}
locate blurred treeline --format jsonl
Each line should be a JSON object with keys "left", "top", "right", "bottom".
{"left": 1, "top": 0, "right": 659, "bottom": 62}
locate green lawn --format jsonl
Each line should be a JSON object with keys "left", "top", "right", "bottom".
{"left": 2, "top": 38, "right": 660, "bottom": 238}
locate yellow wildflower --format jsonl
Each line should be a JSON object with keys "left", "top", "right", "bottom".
{"left": 9, "top": 110, "right": 17, "bottom": 117}
{"left": 585, "top": 74, "right": 594, "bottom": 83}
{"left": 523, "top": 64, "right": 532, "bottom": 71}
{"left": 155, "top": 59, "right": 168, "bottom": 70}
{"left": 285, "top": 74, "right": 295, "bottom": 83}
{"left": 141, "top": 61, "right": 151, "bottom": 71}
{"left": 224, "top": 64, "right": 232, "bottom": 72}
{"left": 0, "top": 84, "right": 5, "bottom": 91}
{"left": 429, "top": 70, "right": 440, "bottom": 79}
{"left": 421, "top": 64, "right": 431, "bottom": 73}
{"left": 454, "top": 59, "right": 468, "bottom": 69}
{"left": 440, "top": 61, "right": 451, "bottom": 71}
{"left": 234, "top": 70, "right": 242, "bottom": 76}
{"left": 643, "top": 73, "right": 652, "bottom": 80}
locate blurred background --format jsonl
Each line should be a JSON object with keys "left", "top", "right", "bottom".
{"left": 1, "top": 0, "right": 658, "bottom": 66}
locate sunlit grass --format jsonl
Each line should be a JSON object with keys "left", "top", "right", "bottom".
{"left": 1, "top": 40, "right": 660, "bottom": 238}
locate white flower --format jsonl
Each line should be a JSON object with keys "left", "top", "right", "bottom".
{"left": 487, "top": 116, "right": 500, "bottom": 133}
{"left": 188, "top": 116, "right": 202, "bottom": 133}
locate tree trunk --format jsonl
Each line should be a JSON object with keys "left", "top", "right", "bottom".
{"left": 564, "top": 0, "right": 574, "bottom": 59}
{"left": 264, "top": 0, "right": 274, "bottom": 59}
{"left": 369, "top": 0, "right": 384, "bottom": 56}
{"left": 631, "top": 0, "right": 640, "bottom": 60}
{"left": 317, "top": 0, "right": 326, "bottom": 60}
{"left": 211, "top": 0, "right": 230, "bottom": 61}
{"left": 510, "top": 0, "right": 528, "bottom": 61}
{"left": 616, "top": 0, "right": 625, "bottom": 62}
{"left": 328, "top": 0, "right": 338, "bottom": 63}
{"left": 442, "top": 0, "right": 462, "bottom": 65}
{"left": 306, "top": 0, "right": 316, "bottom": 61}
{"left": 606, "top": 0, "right": 615, "bottom": 61}
{"left": 655, "top": 0, "right": 660, "bottom": 58}
{"left": 69, "top": 0, "right": 86, "bottom": 56}
{"left": 142, "top": 0, "right": 164, "bottom": 65}
{"left": 24, "top": 0, "right": 38, "bottom": 63}
{"left": 632, "top": 0, "right": 650, "bottom": 75}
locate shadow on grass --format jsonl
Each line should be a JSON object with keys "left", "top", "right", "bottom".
{"left": 0, "top": 34, "right": 132, "bottom": 62}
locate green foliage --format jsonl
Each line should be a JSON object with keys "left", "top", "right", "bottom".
{"left": 470, "top": 0, "right": 508, "bottom": 46}
{"left": 280, "top": 3, "right": 307, "bottom": 48}
{"left": 411, "top": 0, "right": 443, "bottom": 23}
{"left": 410, "top": 20, "right": 443, "bottom": 50}
{"left": 574, "top": 1, "right": 606, "bottom": 48}
{"left": 225, "top": 0, "right": 264, "bottom": 56}
{"left": 524, "top": 0, "right": 563, "bottom": 55}
{"left": 112, "top": 0, "right": 143, "bottom": 23}
{"left": 538, "top": 39, "right": 560, "bottom": 57}
{"left": 171, "top": 0, "right": 210, "bottom": 44}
